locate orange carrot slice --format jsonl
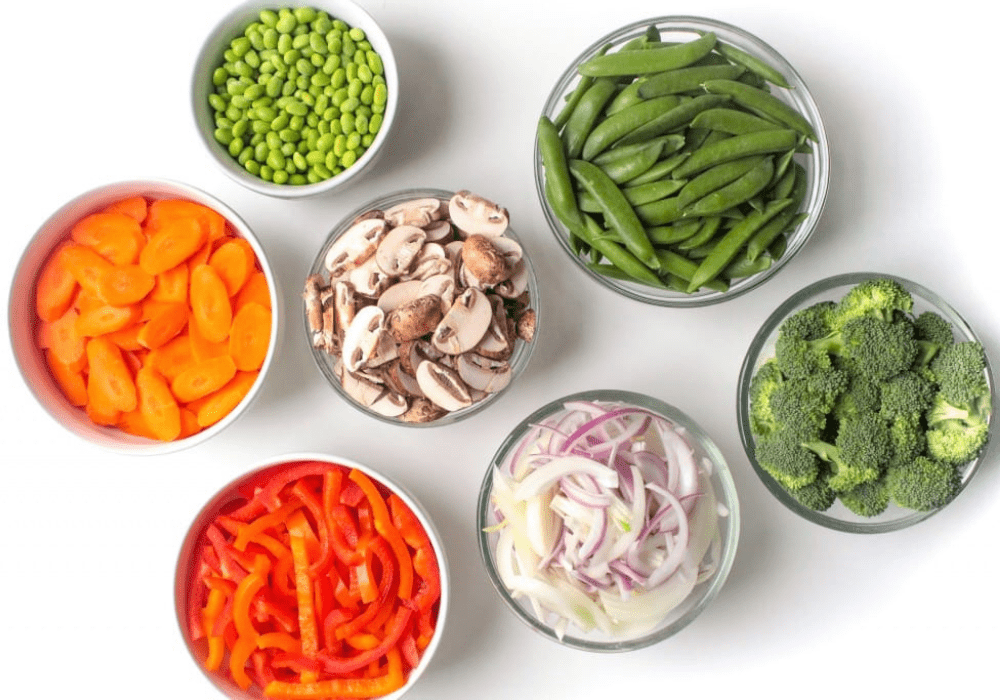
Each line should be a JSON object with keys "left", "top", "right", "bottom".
{"left": 35, "top": 243, "right": 79, "bottom": 322}
{"left": 75, "top": 304, "right": 141, "bottom": 338}
{"left": 86, "top": 398, "right": 121, "bottom": 427}
{"left": 70, "top": 211, "right": 145, "bottom": 265}
{"left": 137, "top": 302, "right": 189, "bottom": 350}
{"left": 178, "top": 407, "right": 201, "bottom": 438}
{"left": 103, "top": 195, "right": 148, "bottom": 223}
{"left": 73, "top": 287, "right": 104, "bottom": 314}
{"left": 136, "top": 365, "right": 182, "bottom": 441}
{"left": 235, "top": 271, "right": 271, "bottom": 312}
{"left": 105, "top": 323, "right": 144, "bottom": 351}
{"left": 96, "top": 264, "right": 156, "bottom": 306}
{"left": 117, "top": 409, "right": 159, "bottom": 439}
{"left": 151, "top": 264, "right": 189, "bottom": 303}
{"left": 228, "top": 302, "right": 272, "bottom": 372}
{"left": 171, "top": 355, "right": 238, "bottom": 403}
{"left": 189, "top": 319, "right": 230, "bottom": 362}
{"left": 147, "top": 199, "right": 227, "bottom": 242}
{"left": 210, "top": 238, "right": 256, "bottom": 297}
{"left": 190, "top": 264, "right": 233, "bottom": 344}
{"left": 146, "top": 333, "right": 196, "bottom": 382}
{"left": 192, "top": 370, "right": 258, "bottom": 427}
{"left": 86, "top": 337, "right": 137, "bottom": 413}
{"left": 39, "top": 307, "right": 87, "bottom": 370}
{"left": 45, "top": 349, "right": 88, "bottom": 407}
{"left": 59, "top": 243, "right": 114, "bottom": 296}
{"left": 140, "top": 216, "right": 207, "bottom": 275}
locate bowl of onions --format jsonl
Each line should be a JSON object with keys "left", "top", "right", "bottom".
{"left": 476, "top": 389, "right": 740, "bottom": 652}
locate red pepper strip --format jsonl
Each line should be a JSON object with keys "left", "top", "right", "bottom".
{"left": 259, "top": 461, "right": 338, "bottom": 511}
{"left": 399, "top": 630, "right": 420, "bottom": 672}
{"left": 271, "top": 653, "right": 324, "bottom": 674}
{"left": 356, "top": 502, "right": 374, "bottom": 538}
{"left": 230, "top": 554, "right": 271, "bottom": 689}
{"left": 335, "top": 537, "right": 396, "bottom": 641}
{"left": 317, "top": 606, "right": 413, "bottom": 675}
{"left": 348, "top": 470, "right": 413, "bottom": 600}
{"left": 339, "top": 479, "right": 365, "bottom": 507}
{"left": 233, "top": 500, "right": 301, "bottom": 551}
{"left": 388, "top": 494, "right": 441, "bottom": 613}
{"left": 327, "top": 505, "right": 363, "bottom": 565}
{"left": 322, "top": 608, "right": 352, "bottom": 649}
{"left": 253, "top": 595, "right": 298, "bottom": 634}
{"left": 250, "top": 649, "right": 277, "bottom": 690}
{"left": 345, "top": 633, "right": 380, "bottom": 650}
{"left": 290, "top": 480, "right": 335, "bottom": 577}
{"left": 198, "top": 544, "right": 222, "bottom": 578}
{"left": 205, "top": 524, "right": 249, "bottom": 582}
{"left": 350, "top": 549, "right": 378, "bottom": 604}
{"left": 200, "top": 587, "right": 228, "bottom": 671}
{"left": 257, "top": 631, "right": 301, "bottom": 653}
{"left": 287, "top": 512, "right": 320, "bottom": 665}
{"left": 416, "top": 608, "right": 435, "bottom": 649}
{"left": 264, "top": 655, "right": 406, "bottom": 700}
{"left": 227, "top": 487, "right": 267, "bottom": 522}
{"left": 322, "top": 468, "right": 344, "bottom": 514}
{"left": 204, "top": 576, "right": 238, "bottom": 638}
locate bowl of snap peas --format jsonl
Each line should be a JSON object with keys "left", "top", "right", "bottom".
{"left": 535, "top": 16, "right": 830, "bottom": 306}
{"left": 192, "top": 1, "right": 398, "bottom": 198}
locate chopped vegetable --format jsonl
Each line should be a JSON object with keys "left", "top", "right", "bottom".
{"left": 488, "top": 399, "right": 727, "bottom": 641}
{"left": 184, "top": 460, "right": 441, "bottom": 699}
{"left": 31, "top": 194, "right": 273, "bottom": 442}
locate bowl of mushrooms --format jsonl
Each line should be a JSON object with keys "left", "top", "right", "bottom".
{"left": 303, "top": 188, "right": 539, "bottom": 425}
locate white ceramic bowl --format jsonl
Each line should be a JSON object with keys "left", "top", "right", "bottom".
{"left": 8, "top": 179, "right": 282, "bottom": 454}
{"left": 192, "top": 1, "right": 398, "bottom": 198}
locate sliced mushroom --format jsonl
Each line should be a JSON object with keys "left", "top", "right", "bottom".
{"left": 422, "top": 219, "right": 453, "bottom": 242}
{"left": 401, "top": 242, "right": 451, "bottom": 281}
{"left": 418, "top": 274, "right": 456, "bottom": 314}
{"left": 348, "top": 256, "right": 392, "bottom": 298}
{"left": 399, "top": 339, "right": 445, "bottom": 377}
{"left": 416, "top": 360, "right": 473, "bottom": 411}
{"left": 462, "top": 234, "right": 511, "bottom": 287}
{"left": 334, "top": 281, "right": 356, "bottom": 343}
{"left": 324, "top": 218, "right": 388, "bottom": 277}
{"left": 342, "top": 305, "right": 386, "bottom": 373}
{"left": 494, "top": 258, "right": 529, "bottom": 299}
{"left": 303, "top": 274, "right": 326, "bottom": 348}
{"left": 474, "top": 296, "right": 515, "bottom": 360}
{"left": 321, "top": 287, "right": 338, "bottom": 354}
{"left": 382, "top": 360, "right": 424, "bottom": 399}
{"left": 369, "top": 329, "right": 399, "bottom": 367}
{"left": 386, "top": 294, "right": 443, "bottom": 342}
{"left": 449, "top": 190, "right": 509, "bottom": 237}
{"left": 375, "top": 225, "right": 427, "bottom": 277}
{"left": 340, "top": 370, "right": 408, "bottom": 417}
{"left": 457, "top": 353, "right": 512, "bottom": 393}
{"left": 516, "top": 308, "right": 537, "bottom": 343}
{"left": 401, "top": 397, "right": 447, "bottom": 424}
{"left": 432, "top": 287, "right": 492, "bottom": 355}
{"left": 383, "top": 197, "right": 443, "bottom": 228}
{"left": 376, "top": 279, "right": 423, "bottom": 313}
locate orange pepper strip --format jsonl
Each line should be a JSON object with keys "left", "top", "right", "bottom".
{"left": 264, "top": 645, "right": 405, "bottom": 699}
{"left": 290, "top": 480, "right": 336, "bottom": 577}
{"left": 257, "top": 631, "right": 302, "bottom": 654}
{"left": 233, "top": 500, "right": 300, "bottom": 551}
{"left": 287, "top": 511, "right": 320, "bottom": 684}
{"left": 230, "top": 554, "right": 271, "bottom": 688}
{"left": 200, "top": 587, "right": 228, "bottom": 671}
{"left": 348, "top": 470, "right": 413, "bottom": 600}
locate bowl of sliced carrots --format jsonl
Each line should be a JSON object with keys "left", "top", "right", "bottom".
{"left": 175, "top": 453, "right": 449, "bottom": 700}
{"left": 8, "top": 179, "right": 281, "bottom": 454}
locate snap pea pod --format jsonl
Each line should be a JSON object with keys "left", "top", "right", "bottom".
{"left": 569, "top": 159, "right": 660, "bottom": 270}
{"left": 592, "top": 134, "right": 684, "bottom": 166}
{"left": 624, "top": 152, "right": 689, "bottom": 186}
{"left": 702, "top": 79, "right": 816, "bottom": 140}
{"left": 578, "top": 178, "right": 686, "bottom": 212}
{"left": 637, "top": 64, "right": 744, "bottom": 98}
{"left": 689, "top": 107, "right": 785, "bottom": 135}
{"left": 676, "top": 155, "right": 766, "bottom": 208}
{"left": 685, "top": 197, "right": 792, "bottom": 292}
{"left": 579, "top": 95, "right": 684, "bottom": 160}
{"left": 579, "top": 214, "right": 664, "bottom": 286}
{"left": 635, "top": 195, "right": 683, "bottom": 226}
{"left": 675, "top": 215, "right": 723, "bottom": 251}
{"left": 647, "top": 219, "right": 702, "bottom": 246}
{"left": 655, "top": 250, "right": 728, "bottom": 291}
{"left": 746, "top": 163, "right": 807, "bottom": 260}
{"left": 610, "top": 94, "right": 730, "bottom": 151}
{"left": 712, "top": 39, "right": 792, "bottom": 89}
{"left": 537, "top": 116, "right": 584, "bottom": 229}
{"left": 683, "top": 157, "right": 774, "bottom": 216}
{"left": 722, "top": 251, "right": 774, "bottom": 279}
{"left": 586, "top": 263, "right": 670, "bottom": 289}
{"left": 597, "top": 140, "right": 664, "bottom": 183}
{"left": 578, "top": 32, "right": 717, "bottom": 77}
{"left": 553, "top": 43, "right": 612, "bottom": 128}
{"left": 562, "top": 78, "right": 618, "bottom": 158}
{"left": 672, "top": 128, "right": 797, "bottom": 178}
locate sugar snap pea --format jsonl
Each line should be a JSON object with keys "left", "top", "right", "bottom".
{"left": 683, "top": 157, "right": 774, "bottom": 216}
{"left": 702, "top": 79, "right": 816, "bottom": 140}
{"left": 689, "top": 107, "right": 784, "bottom": 135}
{"left": 672, "top": 128, "right": 797, "bottom": 178}
{"left": 554, "top": 43, "right": 612, "bottom": 128}
{"left": 569, "top": 159, "right": 660, "bottom": 270}
{"left": 579, "top": 214, "right": 663, "bottom": 286}
{"left": 610, "top": 94, "right": 730, "bottom": 151}
{"left": 578, "top": 32, "right": 717, "bottom": 77}
{"left": 538, "top": 116, "right": 587, "bottom": 236}
{"left": 675, "top": 215, "right": 723, "bottom": 251}
{"left": 625, "top": 153, "right": 689, "bottom": 186}
{"left": 579, "top": 178, "right": 686, "bottom": 212}
{"left": 562, "top": 78, "right": 618, "bottom": 158}
{"left": 676, "top": 155, "right": 765, "bottom": 209}
{"left": 713, "top": 39, "right": 792, "bottom": 88}
{"left": 637, "top": 64, "right": 745, "bottom": 98}
{"left": 655, "top": 249, "right": 727, "bottom": 292}
{"left": 580, "top": 95, "right": 684, "bottom": 160}
{"left": 746, "top": 163, "right": 807, "bottom": 260}
{"left": 597, "top": 139, "right": 664, "bottom": 183}
{"left": 647, "top": 219, "right": 702, "bottom": 246}
{"left": 592, "top": 134, "right": 684, "bottom": 166}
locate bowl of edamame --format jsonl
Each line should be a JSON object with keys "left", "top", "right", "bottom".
{"left": 192, "top": 1, "right": 398, "bottom": 198}
{"left": 535, "top": 16, "right": 830, "bottom": 306}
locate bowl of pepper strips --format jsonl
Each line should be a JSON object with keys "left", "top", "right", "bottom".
{"left": 175, "top": 454, "right": 448, "bottom": 700}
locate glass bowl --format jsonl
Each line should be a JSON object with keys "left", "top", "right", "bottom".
{"left": 534, "top": 16, "right": 830, "bottom": 306}
{"left": 736, "top": 272, "right": 995, "bottom": 533}
{"left": 192, "top": 0, "right": 398, "bottom": 198}
{"left": 8, "top": 179, "right": 281, "bottom": 454}
{"left": 174, "top": 452, "right": 449, "bottom": 700}
{"left": 304, "top": 187, "right": 540, "bottom": 427}
{"left": 476, "top": 389, "right": 740, "bottom": 652}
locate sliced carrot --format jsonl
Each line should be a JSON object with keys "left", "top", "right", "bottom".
{"left": 86, "top": 337, "right": 137, "bottom": 413}
{"left": 59, "top": 243, "right": 114, "bottom": 296}
{"left": 210, "top": 238, "right": 256, "bottom": 297}
{"left": 146, "top": 333, "right": 196, "bottom": 381}
{"left": 235, "top": 271, "right": 271, "bottom": 312}
{"left": 171, "top": 355, "right": 238, "bottom": 403}
{"left": 38, "top": 307, "right": 87, "bottom": 371}
{"left": 75, "top": 304, "right": 141, "bottom": 338}
{"left": 73, "top": 287, "right": 105, "bottom": 314}
{"left": 137, "top": 302, "right": 189, "bottom": 350}
{"left": 189, "top": 318, "right": 230, "bottom": 362}
{"left": 136, "top": 365, "right": 182, "bottom": 441}
{"left": 45, "top": 349, "right": 88, "bottom": 407}
{"left": 86, "top": 397, "right": 121, "bottom": 427}
{"left": 151, "top": 264, "right": 189, "bottom": 303}
{"left": 96, "top": 264, "right": 156, "bottom": 306}
{"left": 140, "top": 216, "right": 207, "bottom": 276}
{"left": 191, "top": 370, "right": 258, "bottom": 427}
{"left": 70, "top": 211, "right": 145, "bottom": 265}
{"left": 123, "top": 349, "right": 148, "bottom": 376}
{"left": 228, "top": 302, "right": 272, "bottom": 372}
{"left": 190, "top": 264, "right": 233, "bottom": 344}
{"left": 188, "top": 240, "right": 213, "bottom": 271}
{"left": 103, "top": 195, "right": 148, "bottom": 223}
{"left": 147, "top": 199, "right": 227, "bottom": 242}
{"left": 35, "top": 243, "right": 79, "bottom": 322}
{"left": 178, "top": 407, "right": 201, "bottom": 439}
{"left": 117, "top": 409, "right": 160, "bottom": 440}
{"left": 105, "top": 323, "right": 144, "bottom": 351}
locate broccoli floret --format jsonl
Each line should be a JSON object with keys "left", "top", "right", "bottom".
{"left": 887, "top": 413, "right": 926, "bottom": 466}
{"left": 913, "top": 311, "right": 954, "bottom": 346}
{"left": 787, "top": 476, "right": 837, "bottom": 512}
{"left": 925, "top": 341, "right": 991, "bottom": 465}
{"left": 804, "top": 412, "right": 891, "bottom": 492}
{"left": 774, "top": 301, "right": 836, "bottom": 378}
{"left": 832, "top": 374, "right": 881, "bottom": 422}
{"left": 755, "top": 430, "right": 821, "bottom": 490}
{"left": 840, "top": 475, "right": 890, "bottom": 517}
{"left": 826, "top": 277, "right": 913, "bottom": 330}
{"left": 748, "top": 359, "right": 783, "bottom": 439}
{"left": 886, "top": 456, "right": 961, "bottom": 511}
{"left": 880, "top": 371, "right": 936, "bottom": 420}
{"left": 769, "top": 373, "right": 837, "bottom": 441}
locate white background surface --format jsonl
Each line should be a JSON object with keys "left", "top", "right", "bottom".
{"left": 2, "top": 0, "right": 997, "bottom": 696}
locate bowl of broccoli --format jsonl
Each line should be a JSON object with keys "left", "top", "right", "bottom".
{"left": 736, "top": 272, "right": 994, "bottom": 533}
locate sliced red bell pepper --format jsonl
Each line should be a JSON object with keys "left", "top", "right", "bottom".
{"left": 258, "top": 461, "right": 338, "bottom": 511}
{"left": 348, "top": 470, "right": 413, "bottom": 600}
{"left": 389, "top": 494, "right": 441, "bottom": 613}
{"left": 334, "top": 536, "right": 396, "bottom": 641}
{"left": 316, "top": 606, "right": 413, "bottom": 675}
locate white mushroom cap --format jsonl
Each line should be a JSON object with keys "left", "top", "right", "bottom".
{"left": 457, "top": 352, "right": 512, "bottom": 393}
{"left": 383, "top": 197, "right": 444, "bottom": 228}
{"left": 449, "top": 190, "right": 509, "bottom": 236}
{"left": 375, "top": 224, "right": 427, "bottom": 277}
{"left": 432, "top": 287, "right": 492, "bottom": 355}
{"left": 324, "top": 218, "right": 388, "bottom": 277}
{"left": 342, "top": 305, "right": 387, "bottom": 373}
{"left": 415, "top": 360, "right": 473, "bottom": 411}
